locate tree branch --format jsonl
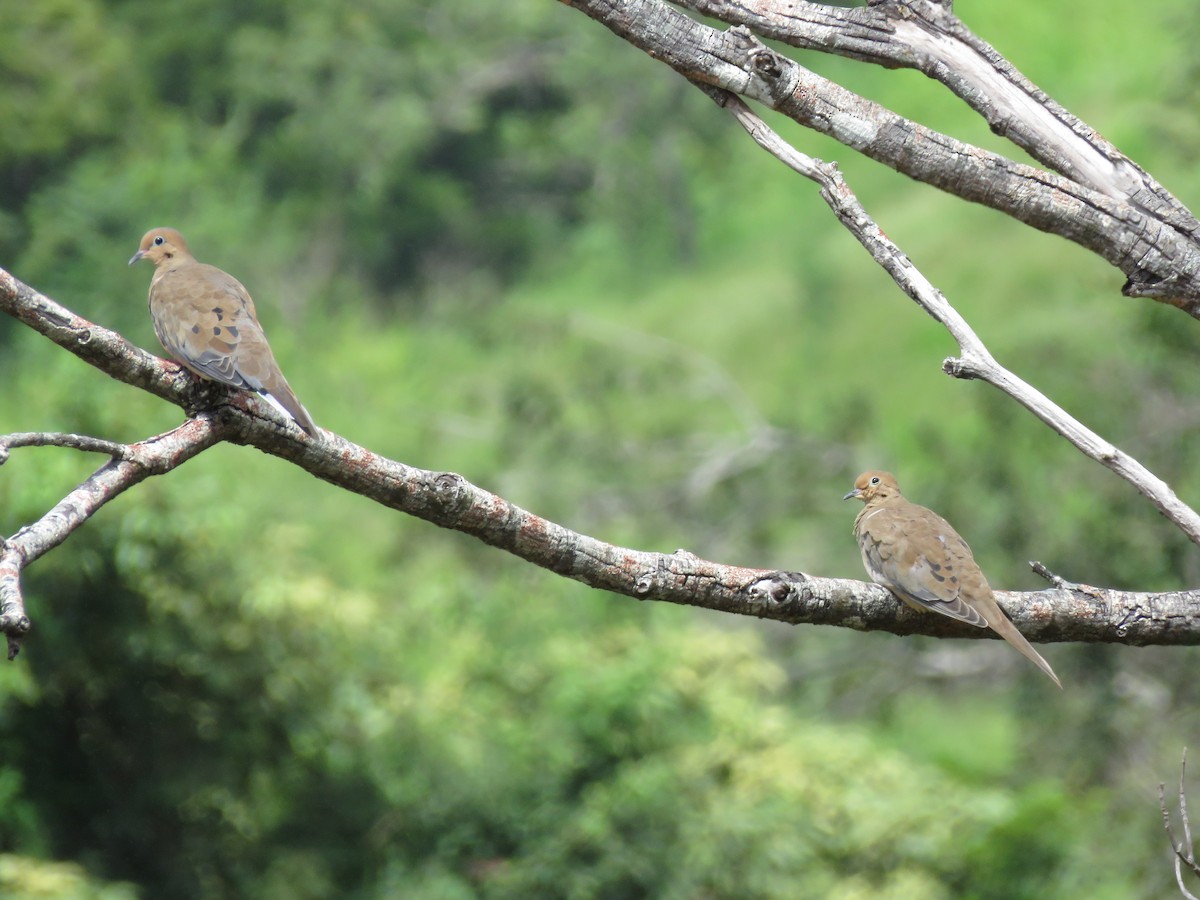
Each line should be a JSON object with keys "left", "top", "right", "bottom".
{"left": 0, "top": 432, "right": 135, "bottom": 461}
{"left": 701, "top": 88, "right": 1200, "bottom": 545}
{"left": 679, "top": 0, "right": 1196, "bottom": 231}
{"left": 561, "top": 0, "right": 1200, "bottom": 310}
{"left": 0, "top": 420, "right": 222, "bottom": 658}
{"left": 2, "top": 267, "right": 1199, "bottom": 658}
{"left": 4, "top": 2, "right": 1200, "bottom": 662}
{"left": 1161, "top": 748, "right": 1200, "bottom": 900}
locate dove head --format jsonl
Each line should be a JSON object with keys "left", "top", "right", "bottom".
{"left": 843, "top": 470, "right": 903, "bottom": 504}
{"left": 129, "top": 228, "right": 191, "bottom": 267}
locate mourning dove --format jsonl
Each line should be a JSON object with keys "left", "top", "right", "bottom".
{"left": 844, "top": 471, "right": 1061, "bottom": 687}
{"left": 129, "top": 228, "right": 317, "bottom": 437}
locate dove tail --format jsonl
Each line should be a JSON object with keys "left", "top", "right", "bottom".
{"left": 258, "top": 385, "right": 319, "bottom": 437}
{"left": 987, "top": 607, "right": 1062, "bottom": 689}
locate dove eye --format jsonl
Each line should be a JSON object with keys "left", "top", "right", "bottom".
{"left": 870, "top": 476, "right": 880, "bottom": 485}
{"left": 153, "top": 235, "right": 165, "bottom": 246}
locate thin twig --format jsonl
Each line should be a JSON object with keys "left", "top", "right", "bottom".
{"left": 1028, "top": 562, "right": 1105, "bottom": 601}
{"left": 0, "top": 432, "right": 133, "bottom": 463}
{"left": 1161, "top": 748, "right": 1200, "bottom": 899}
{"left": 0, "top": 419, "right": 221, "bottom": 657}
{"left": 1183, "top": 749, "right": 1196, "bottom": 869}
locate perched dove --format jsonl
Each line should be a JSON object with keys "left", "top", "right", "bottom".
{"left": 129, "top": 228, "right": 317, "bottom": 436}
{"left": 844, "top": 470, "right": 1061, "bottom": 687}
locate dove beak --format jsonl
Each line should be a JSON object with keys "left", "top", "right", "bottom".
{"left": 842, "top": 488, "right": 862, "bottom": 501}
{"left": 128, "top": 249, "right": 144, "bottom": 266}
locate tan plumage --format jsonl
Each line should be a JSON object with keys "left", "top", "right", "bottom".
{"left": 844, "top": 470, "right": 1061, "bottom": 688}
{"left": 129, "top": 228, "right": 317, "bottom": 437}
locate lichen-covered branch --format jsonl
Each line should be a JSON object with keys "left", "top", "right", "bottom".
{"left": 677, "top": 0, "right": 1196, "bottom": 234}
{"left": 3, "top": 3, "right": 1200, "bottom": 660}
{"left": 0, "top": 421, "right": 221, "bottom": 658}
{"left": 4, "top": 268, "right": 1199, "bottom": 657}
{"left": 561, "top": 0, "right": 1200, "bottom": 310}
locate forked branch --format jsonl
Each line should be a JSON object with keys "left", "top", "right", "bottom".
{"left": 5, "top": 0, "right": 1200, "bottom": 659}
{"left": 1161, "top": 748, "right": 1200, "bottom": 900}
{"left": 700, "top": 89, "right": 1200, "bottom": 545}
{"left": 562, "top": 0, "right": 1200, "bottom": 310}
{"left": 3, "top": 268, "right": 1200, "bottom": 659}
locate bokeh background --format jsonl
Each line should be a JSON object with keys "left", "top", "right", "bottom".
{"left": 2, "top": 1, "right": 1199, "bottom": 897}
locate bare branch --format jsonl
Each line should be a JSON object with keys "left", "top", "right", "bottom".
{"left": 4, "top": 7, "right": 1200, "bottom": 657}
{"left": 561, "top": 0, "right": 1200, "bottom": 310}
{"left": 0, "top": 432, "right": 135, "bottom": 462}
{"left": 1186, "top": 751, "right": 1197, "bottom": 874}
{"left": 0, "top": 268, "right": 181, "bottom": 401}
{"left": 703, "top": 89, "right": 1200, "bottom": 545}
{"left": 1029, "top": 561, "right": 1105, "bottom": 601}
{"left": 0, "top": 420, "right": 223, "bottom": 657}
{"left": 3, "top": 265, "right": 1200, "bottom": 654}
{"left": 1161, "top": 748, "right": 1200, "bottom": 899}
{"left": 209, "top": 423, "right": 1200, "bottom": 648}
{"left": 678, "top": 0, "right": 1197, "bottom": 234}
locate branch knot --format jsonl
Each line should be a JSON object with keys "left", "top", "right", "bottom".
{"left": 634, "top": 570, "right": 655, "bottom": 596}
{"left": 942, "top": 355, "right": 980, "bottom": 380}
{"left": 435, "top": 473, "right": 463, "bottom": 492}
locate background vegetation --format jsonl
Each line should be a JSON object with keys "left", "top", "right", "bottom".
{"left": 1, "top": 0, "right": 1198, "bottom": 896}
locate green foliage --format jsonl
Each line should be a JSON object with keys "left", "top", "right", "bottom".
{"left": 0, "top": 855, "right": 137, "bottom": 900}
{"left": 0, "top": 2, "right": 137, "bottom": 213}
{"left": 1, "top": 0, "right": 1198, "bottom": 897}
{"left": 2, "top": 0, "right": 725, "bottom": 316}
{"left": 0, "top": 475, "right": 1102, "bottom": 897}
